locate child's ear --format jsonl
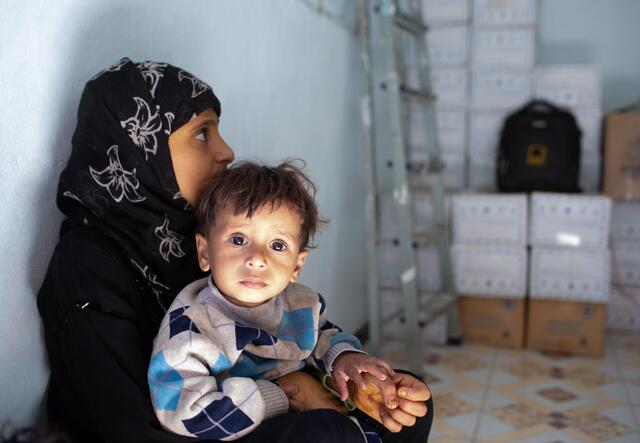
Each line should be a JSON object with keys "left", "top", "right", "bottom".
{"left": 195, "top": 233, "right": 211, "bottom": 272}
{"left": 290, "top": 249, "right": 309, "bottom": 282}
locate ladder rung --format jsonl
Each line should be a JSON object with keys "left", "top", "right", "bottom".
{"left": 400, "top": 85, "right": 436, "bottom": 103}
{"left": 407, "top": 158, "right": 445, "bottom": 174}
{"left": 381, "top": 293, "right": 457, "bottom": 328}
{"left": 393, "top": 11, "right": 428, "bottom": 35}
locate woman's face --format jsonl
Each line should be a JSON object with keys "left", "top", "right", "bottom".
{"left": 168, "top": 108, "right": 235, "bottom": 206}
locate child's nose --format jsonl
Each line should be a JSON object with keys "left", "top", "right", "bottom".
{"left": 245, "top": 247, "right": 267, "bottom": 270}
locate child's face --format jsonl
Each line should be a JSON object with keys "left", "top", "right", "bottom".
{"left": 195, "top": 203, "right": 309, "bottom": 307}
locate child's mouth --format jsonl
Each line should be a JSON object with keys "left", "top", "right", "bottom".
{"left": 240, "top": 278, "right": 267, "bottom": 289}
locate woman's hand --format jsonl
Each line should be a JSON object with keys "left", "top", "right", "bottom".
{"left": 348, "top": 371, "right": 431, "bottom": 433}
{"left": 277, "top": 371, "right": 348, "bottom": 414}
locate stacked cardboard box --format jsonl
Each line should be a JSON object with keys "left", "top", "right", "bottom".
{"left": 534, "top": 65, "right": 603, "bottom": 192}
{"left": 608, "top": 202, "right": 640, "bottom": 332}
{"left": 468, "top": 0, "right": 536, "bottom": 191}
{"left": 527, "top": 192, "right": 612, "bottom": 357}
{"left": 451, "top": 194, "right": 528, "bottom": 347}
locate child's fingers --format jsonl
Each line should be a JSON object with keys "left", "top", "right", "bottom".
{"left": 376, "top": 359, "right": 396, "bottom": 377}
{"left": 334, "top": 372, "right": 350, "bottom": 401}
{"left": 362, "top": 372, "right": 398, "bottom": 409}
{"left": 345, "top": 368, "right": 367, "bottom": 391}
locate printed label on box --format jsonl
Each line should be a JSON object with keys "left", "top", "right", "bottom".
{"left": 472, "top": 28, "right": 535, "bottom": 69}
{"left": 530, "top": 248, "right": 611, "bottom": 302}
{"left": 452, "top": 245, "right": 527, "bottom": 297}
{"left": 423, "top": 0, "right": 470, "bottom": 24}
{"left": 612, "top": 242, "right": 640, "bottom": 286}
{"left": 473, "top": 0, "right": 536, "bottom": 27}
{"left": 428, "top": 26, "right": 469, "bottom": 67}
{"left": 432, "top": 68, "right": 468, "bottom": 107}
{"left": 471, "top": 70, "right": 532, "bottom": 110}
{"left": 534, "top": 65, "right": 601, "bottom": 109}
{"left": 530, "top": 192, "right": 611, "bottom": 248}
{"left": 378, "top": 242, "right": 442, "bottom": 291}
{"left": 452, "top": 194, "right": 528, "bottom": 245}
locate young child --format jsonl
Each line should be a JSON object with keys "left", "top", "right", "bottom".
{"left": 148, "top": 160, "right": 396, "bottom": 441}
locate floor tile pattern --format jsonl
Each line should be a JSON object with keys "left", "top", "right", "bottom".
{"left": 379, "top": 332, "right": 640, "bottom": 442}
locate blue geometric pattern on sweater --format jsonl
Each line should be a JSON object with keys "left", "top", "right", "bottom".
{"left": 168, "top": 306, "right": 200, "bottom": 339}
{"left": 228, "top": 353, "right": 278, "bottom": 378}
{"left": 148, "top": 351, "right": 183, "bottom": 411}
{"left": 182, "top": 396, "right": 254, "bottom": 439}
{"left": 276, "top": 307, "right": 316, "bottom": 351}
{"left": 210, "top": 354, "right": 233, "bottom": 375}
{"left": 329, "top": 332, "right": 362, "bottom": 350}
{"left": 234, "top": 323, "right": 277, "bottom": 350}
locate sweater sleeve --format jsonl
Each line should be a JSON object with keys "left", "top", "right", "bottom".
{"left": 305, "top": 293, "right": 366, "bottom": 374}
{"left": 149, "top": 303, "right": 288, "bottom": 440}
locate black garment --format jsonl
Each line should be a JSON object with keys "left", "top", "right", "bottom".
{"left": 57, "top": 57, "right": 220, "bottom": 310}
{"left": 39, "top": 227, "right": 433, "bottom": 443}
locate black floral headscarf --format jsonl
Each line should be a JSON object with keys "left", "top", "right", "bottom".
{"left": 57, "top": 57, "right": 222, "bottom": 310}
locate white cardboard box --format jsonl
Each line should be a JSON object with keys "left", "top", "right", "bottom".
{"left": 534, "top": 65, "right": 602, "bottom": 109}
{"left": 469, "top": 110, "right": 510, "bottom": 157}
{"left": 529, "top": 192, "right": 611, "bottom": 248}
{"left": 471, "top": 70, "right": 532, "bottom": 110}
{"left": 432, "top": 68, "right": 468, "bottom": 107}
{"left": 423, "top": 0, "right": 470, "bottom": 24}
{"left": 607, "top": 286, "right": 640, "bottom": 332}
{"left": 468, "top": 156, "right": 497, "bottom": 191}
{"left": 377, "top": 242, "right": 442, "bottom": 292}
{"left": 452, "top": 193, "right": 528, "bottom": 245}
{"left": 574, "top": 108, "right": 603, "bottom": 154}
{"left": 452, "top": 244, "right": 527, "bottom": 297}
{"left": 612, "top": 242, "right": 640, "bottom": 286}
{"left": 473, "top": 0, "right": 537, "bottom": 27}
{"left": 611, "top": 202, "right": 640, "bottom": 245}
{"left": 379, "top": 191, "right": 450, "bottom": 241}
{"left": 472, "top": 28, "right": 535, "bottom": 69}
{"left": 427, "top": 26, "right": 469, "bottom": 67}
{"left": 580, "top": 154, "right": 601, "bottom": 193}
{"left": 407, "top": 105, "right": 466, "bottom": 154}
{"left": 529, "top": 247, "right": 611, "bottom": 302}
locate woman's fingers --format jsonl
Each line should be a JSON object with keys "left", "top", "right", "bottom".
{"left": 386, "top": 404, "right": 417, "bottom": 427}
{"left": 397, "top": 397, "right": 428, "bottom": 417}
{"left": 379, "top": 409, "right": 403, "bottom": 433}
{"left": 362, "top": 372, "right": 398, "bottom": 409}
{"left": 393, "top": 373, "right": 432, "bottom": 402}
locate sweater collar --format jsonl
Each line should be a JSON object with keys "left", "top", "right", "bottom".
{"left": 203, "top": 277, "right": 284, "bottom": 332}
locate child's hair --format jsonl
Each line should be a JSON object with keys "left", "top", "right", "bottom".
{"left": 195, "top": 159, "right": 326, "bottom": 250}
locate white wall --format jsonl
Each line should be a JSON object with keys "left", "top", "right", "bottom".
{"left": 0, "top": 0, "right": 366, "bottom": 427}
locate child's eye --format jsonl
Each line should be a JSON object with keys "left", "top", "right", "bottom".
{"left": 230, "top": 235, "right": 246, "bottom": 246}
{"left": 195, "top": 128, "right": 207, "bottom": 142}
{"left": 270, "top": 241, "right": 287, "bottom": 252}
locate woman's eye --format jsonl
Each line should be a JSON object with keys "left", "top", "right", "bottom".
{"left": 271, "top": 241, "right": 287, "bottom": 252}
{"left": 195, "top": 128, "right": 207, "bottom": 142}
{"left": 230, "top": 236, "right": 246, "bottom": 246}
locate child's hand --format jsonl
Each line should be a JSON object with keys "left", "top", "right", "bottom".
{"left": 331, "top": 352, "right": 395, "bottom": 404}
{"left": 277, "top": 371, "right": 348, "bottom": 414}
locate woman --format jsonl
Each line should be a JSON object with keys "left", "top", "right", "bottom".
{"left": 37, "top": 58, "right": 432, "bottom": 442}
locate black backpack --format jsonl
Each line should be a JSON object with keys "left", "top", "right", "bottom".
{"left": 496, "top": 100, "right": 582, "bottom": 193}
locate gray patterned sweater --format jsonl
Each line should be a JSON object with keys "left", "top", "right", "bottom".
{"left": 148, "top": 277, "right": 363, "bottom": 440}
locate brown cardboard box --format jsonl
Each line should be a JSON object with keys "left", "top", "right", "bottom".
{"left": 603, "top": 106, "right": 640, "bottom": 200}
{"left": 458, "top": 296, "right": 525, "bottom": 348}
{"left": 526, "top": 299, "right": 606, "bottom": 357}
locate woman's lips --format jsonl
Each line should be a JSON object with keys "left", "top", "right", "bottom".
{"left": 240, "top": 278, "right": 267, "bottom": 288}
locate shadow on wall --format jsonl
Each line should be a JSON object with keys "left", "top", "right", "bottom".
{"left": 27, "top": 1, "right": 144, "bottom": 424}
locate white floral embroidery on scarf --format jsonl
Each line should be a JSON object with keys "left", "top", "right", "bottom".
{"left": 120, "top": 97, "right": 163, "bottom": 160}
{"left": 91, "top": 57, "right": 130, "bottom": 80}
{"left": 173, "top": 191, "right": 192, "bottom": 211}
{"left": 62, "top": 191, "right": 84, "bottom": 204}
{"left": 136, "top": 61, "right": 167, "bottom": 99}
{"left": 89, "top": 145, "right": 146, "bottom": 203}
{"left": 154, "top": 215, "right": 186, "bottom": 262}
{"left": 178, "top": 70, "right": 211, "bottom": 98}
{"left": 164, "top": 112, "right": 175, "bottom": 136}
{"left": 130, "top": 258, "right": 171, "bottom": 291}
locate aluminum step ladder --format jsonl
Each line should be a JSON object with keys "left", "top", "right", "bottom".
{"left": 357, "top": 0, "right": 460, "bottom": 376}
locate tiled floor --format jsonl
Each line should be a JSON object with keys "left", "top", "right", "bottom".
{"left": 380, "top": 333, "right": 640, "bottom": 443}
